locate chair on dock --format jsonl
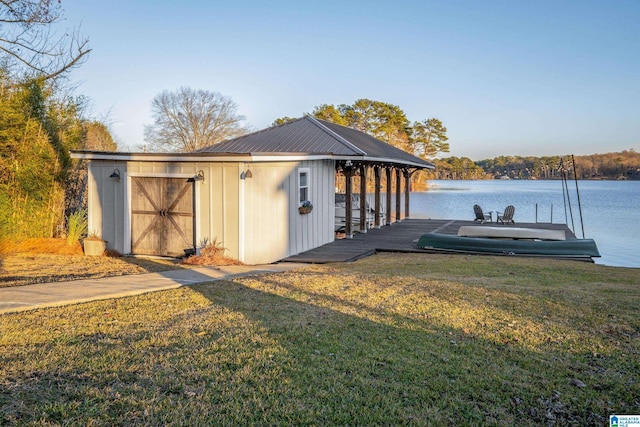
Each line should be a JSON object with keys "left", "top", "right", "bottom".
{"left": 497, "top": 205, "right": 515, "bottom": 224}
{"left": 473, "top": 204, "right": 492, "bottom": 223}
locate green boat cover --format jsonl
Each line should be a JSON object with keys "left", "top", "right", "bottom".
{"left": 416, "top": 233, "right": 600, "bottom": 258}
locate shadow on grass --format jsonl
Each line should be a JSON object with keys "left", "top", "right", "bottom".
{"left": 1, "top": 272, "right": 634, "bottom": 425}
{"left": 186, "top": 279, "right": 621, "bottom": 426}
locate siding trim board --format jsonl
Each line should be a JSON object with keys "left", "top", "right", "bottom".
{"left": 238, "top": 162, "right": 246, "bottom": 263}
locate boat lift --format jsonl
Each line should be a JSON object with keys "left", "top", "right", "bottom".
{"left": 535, "top": 155, "right": 587, "bottom": 240}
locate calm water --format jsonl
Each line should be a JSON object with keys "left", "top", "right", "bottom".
{"left": 410, "top": 180, "right": 640, "bottom": 268}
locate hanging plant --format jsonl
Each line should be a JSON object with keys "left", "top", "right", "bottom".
{"left": 299, "top": 201, "right": 313, "bottom": 214}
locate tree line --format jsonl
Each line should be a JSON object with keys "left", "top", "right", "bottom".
{"left": 0, "top": 77, "right": 117, "bottom": 241}
{"left": 430, "top": 151, "right": 640, "bottom": 180}
{"left": 0, "top": 1, "right": 116, "bottom": 241}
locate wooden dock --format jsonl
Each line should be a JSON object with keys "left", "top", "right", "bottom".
{"left": 283, "top": 219, "right": 576, "bottom": 264}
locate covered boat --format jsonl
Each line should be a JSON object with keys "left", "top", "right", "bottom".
{"left": 456, "top": 226, "right": 567, "bottom": 241}
{"left": 416, "top": 232, "right": 600, "bottom": 260}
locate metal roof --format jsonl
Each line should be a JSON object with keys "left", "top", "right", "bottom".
{"left": 317, "top": 119, "right": 433, "bottom": 168}
{"left": 196, "top": 116, "right": 434, "bottom": 169}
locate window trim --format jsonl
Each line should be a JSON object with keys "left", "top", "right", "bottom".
{"left": 298, "top": 168, "right": 310, "bottom": 206}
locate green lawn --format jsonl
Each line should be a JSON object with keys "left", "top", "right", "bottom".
{"left": 1, "top": 253, "right": 638, "bottom": 425}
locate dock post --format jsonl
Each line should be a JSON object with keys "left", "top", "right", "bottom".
{"left": 374, "top": 166, "right": 381, "bottom": 228}
{"left": 345, "top": 169, "right": 353, "bottom": 239}
{"left": 404, "top": 169, "right": 410, "bottom": 219}
{"left": 395, "top": 168, "right": 402, "bottom": 222}
{"left": 385, "top": 167, "right": 392, "bottom": 225}
{"left": 359, "top": 165, "right": 367, "bottom": 233}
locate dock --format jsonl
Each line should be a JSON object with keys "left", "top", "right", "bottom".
{"left": 283, "top": 219, "right": 576, "bottom": 264}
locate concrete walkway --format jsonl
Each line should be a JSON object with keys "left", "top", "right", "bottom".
{"left": 0, "top": 263, "right": 306, "bottom": 315}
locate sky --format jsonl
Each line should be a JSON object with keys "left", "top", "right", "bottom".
{"left": 60, "top": 0, "right": 640, "bottom": 160}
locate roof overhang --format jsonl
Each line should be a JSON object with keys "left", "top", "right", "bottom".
{"left": 331, "top": 156, "right": 434, "bottom": 170}
{"left": 70, "top": 150, "right": 435, "bottom": 170}
{"left": 70, "top": 150, "right": 252, "bottom": 162}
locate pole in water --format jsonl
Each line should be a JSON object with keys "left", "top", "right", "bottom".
{"left": 571, "top": 155, "right": 586, "bottom": 239}
{"left": 561, "top": 158, "right": 576, "bottom": 235}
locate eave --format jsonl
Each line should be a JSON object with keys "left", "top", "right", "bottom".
{"left": 70, "top": 150, "right": 434, "bottom": 170}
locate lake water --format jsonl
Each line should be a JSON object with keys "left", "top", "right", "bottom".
{"left": 409, "top": 180, "right": 640, "bottom": 268}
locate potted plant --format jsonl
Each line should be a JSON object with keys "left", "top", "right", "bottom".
{"left": 299, "top": 200, "right": 313, "bottom": 215}
{"left": 83, "top": 231, "right": 107, "bottom": 256}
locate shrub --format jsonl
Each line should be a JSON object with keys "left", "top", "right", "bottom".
{"left": 66, "top": 209, "right": 88, "bottom": 246}
{"left": 182, "top": 237, "right": 242, "bottom": 266}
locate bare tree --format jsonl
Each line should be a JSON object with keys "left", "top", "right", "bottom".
{"left": 144, "top": 87, "right": 249, "bottom": 152}
{"left": 0, "top": 0, "right": 90, "bottom": 82}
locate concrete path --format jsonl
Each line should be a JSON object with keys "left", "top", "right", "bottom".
{"left": 0, "top": 263, "right": 306, "bottom": 315}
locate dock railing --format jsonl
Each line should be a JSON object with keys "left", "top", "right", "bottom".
{"left": 535, "top": 203, "right": 554, "bottom": 224}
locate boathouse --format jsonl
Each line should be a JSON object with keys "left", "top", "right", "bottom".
{"left": 71, "top": 116, "right": 434, "bottom": 264}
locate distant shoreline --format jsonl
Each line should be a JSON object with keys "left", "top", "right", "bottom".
{"left": 429, "top": 150, "right": 640, "bottom": 180}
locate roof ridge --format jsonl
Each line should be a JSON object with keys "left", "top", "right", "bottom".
{"left": 306, "top": 116, "right": 367, "bottom": 156}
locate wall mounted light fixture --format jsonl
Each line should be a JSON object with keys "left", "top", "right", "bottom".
{"left": 109, "top": 168, "right": 121, "bottom": 182}
{"left": 187, "top": 170, "right": 205, "bottom": 183}
{"left": 240, "top": 168, "right": 253, "bottom": 180}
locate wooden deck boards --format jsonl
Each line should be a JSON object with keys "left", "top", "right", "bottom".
{"left": 283, "top": 219, "right": 575, "bottom": 264}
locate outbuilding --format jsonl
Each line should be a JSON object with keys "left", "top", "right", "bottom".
{"left": 71, "top": 116, "right": 433, "bottom": 264}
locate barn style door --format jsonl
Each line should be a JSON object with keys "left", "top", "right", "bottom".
{"left": 131, "top": 177, "right": 195, "bottom": 257}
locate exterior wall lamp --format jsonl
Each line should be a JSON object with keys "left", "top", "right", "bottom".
{"left": 187, "top": 170, "right": 205, "bottom": 183}
{"left": 109, "top": 168, "right": 121, "bottom": 182}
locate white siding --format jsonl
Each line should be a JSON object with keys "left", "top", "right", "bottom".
{"left": 86, "top": 159, "right": 334, "bottom": 264}
{"left": 87, "top": 161, "right": 126, "bottom": 252}
{"left": 241, "top": 160, "right": 335, "bottom": 264}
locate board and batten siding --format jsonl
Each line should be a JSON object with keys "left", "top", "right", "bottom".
{"left": 87, "top": 160, "right": 239, "bottom": 258}
{"left": 87, "top": 161, "right": 127, "bottom": 252}
{"left": 240, "top": 160, "right": 335, "bottom": 264}
{"left": 86, "top": 158, "right": 334, "bottom": 264}
{"left": 200, "top": 163, "right": 240, "bottom": 261}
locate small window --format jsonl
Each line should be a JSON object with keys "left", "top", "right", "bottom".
{"left": 298, "top": 168, "right": 309, "bottom": 204}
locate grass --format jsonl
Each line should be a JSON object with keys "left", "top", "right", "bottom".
{"left": 0, "top": 253, "right": 184, "bottom": 288}
{"left": 0, "top": 238, "right": 185, "bottom": 288}
{"left": 0, "top": 237, "right": 240, "bottom": 288}
{"left": 1, "top": 253, "right": 639, "bottom": 425}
